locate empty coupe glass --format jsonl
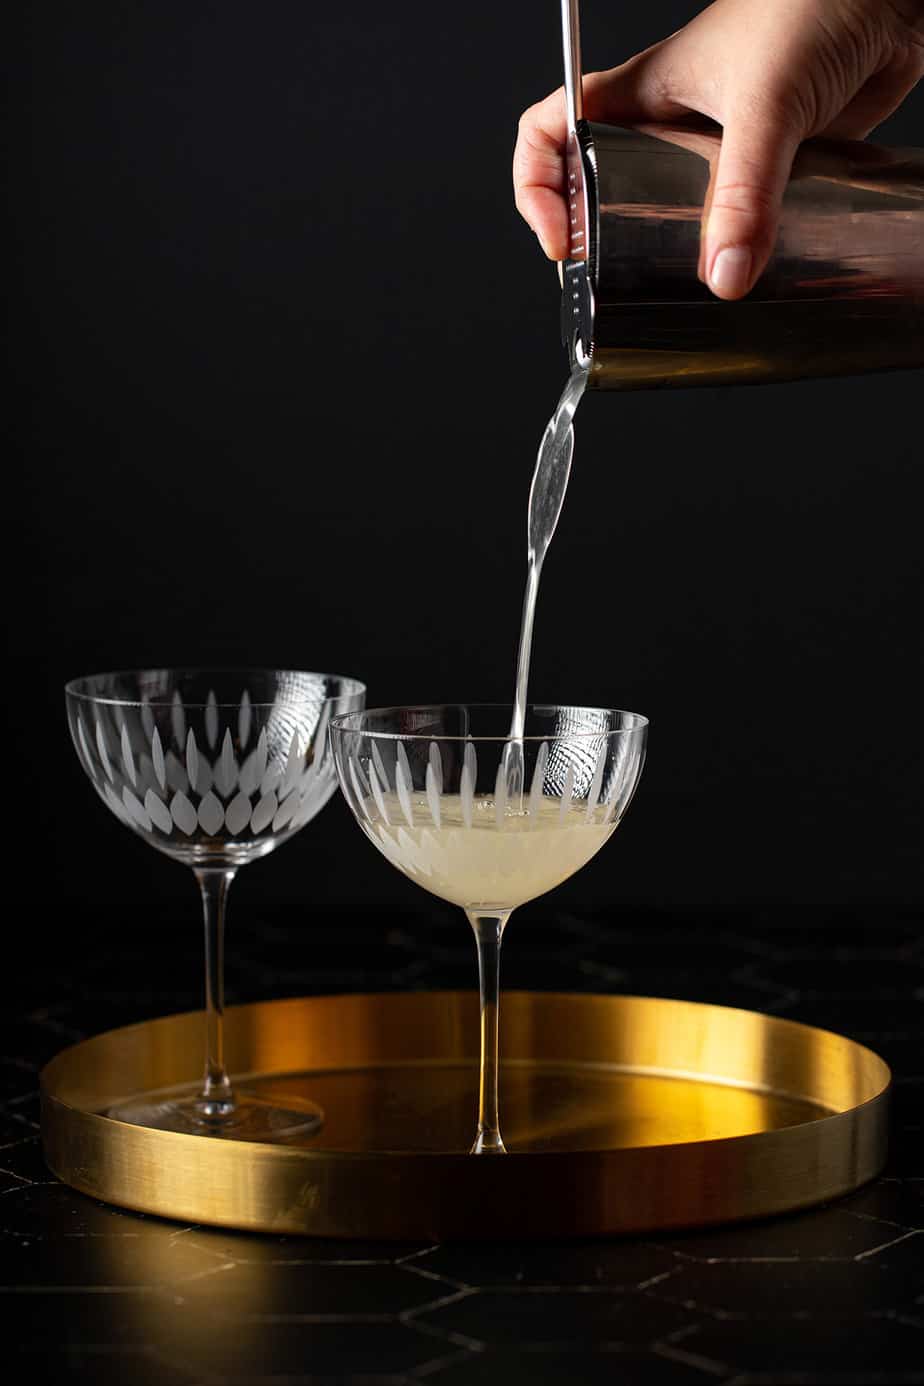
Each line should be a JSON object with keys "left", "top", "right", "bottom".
{"left": 330, "top": 704, "right": 647, "bottom": 1153}
{"left": 66, "top": 668, "right": 365, "bottom": 1140}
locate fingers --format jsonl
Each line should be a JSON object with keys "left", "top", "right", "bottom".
{"left": 513, "top": 98, "right": 569, "bottom": 260}
{"left": 515, "top": 183, "right": 570, "bottom": 262}
{"left": 513, "top": 46, "right": 690, "bottom": 260}
{"left": 517, "top": 70, "right": 804, "bottom": 297}
{"left": 701, "top": 103, "right": 803, "bottom": 299}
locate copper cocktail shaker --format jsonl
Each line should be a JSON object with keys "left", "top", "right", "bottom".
{"left": 559, "top": 0, "right": 924, "bottom": 389}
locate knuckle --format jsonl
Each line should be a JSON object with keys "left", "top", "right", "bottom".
{"left": 517, "top": 88, "right": 562, "bottom": 135}
{"left": 517, "top": 122, "right": 558, "bottom": 160}
{"left": 513, "top": 127, "right": 566, "bottom": 190}
{"left": 711, "top": 181, "right": 778, "bottom": 218}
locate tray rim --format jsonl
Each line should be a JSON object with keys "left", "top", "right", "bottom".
{"left": 40, "top": 989, "right": 892, "bottom": 1237}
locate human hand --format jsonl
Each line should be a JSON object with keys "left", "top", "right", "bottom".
{"left": 514, "top": 0, "right": 924, "bottom": 298}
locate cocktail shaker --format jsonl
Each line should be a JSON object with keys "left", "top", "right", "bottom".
{"left": 560, "top": 0, "right": 924, "bottom": 389}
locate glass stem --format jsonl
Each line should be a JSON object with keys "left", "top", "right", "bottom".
{"left": 193, "top": 866, "right": 237, "bottom": 1123}
{"left": 467, "top": 910, "right": 511, "bottom": 1154}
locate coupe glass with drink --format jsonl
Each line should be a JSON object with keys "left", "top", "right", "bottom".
{"left": 330, "top": 702, "right": 647, "bottom": 1153}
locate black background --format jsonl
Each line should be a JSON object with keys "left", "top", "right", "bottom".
{"left": 7, "top": 2, "right": 923, "bottom": 947}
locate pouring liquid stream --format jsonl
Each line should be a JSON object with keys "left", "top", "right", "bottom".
{"left": 503, "top": 362, "right": 589, "bottom": 801}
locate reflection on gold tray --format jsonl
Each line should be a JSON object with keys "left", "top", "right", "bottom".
{"left": 41, "top": 991, "right": 890, "bottom": 1239}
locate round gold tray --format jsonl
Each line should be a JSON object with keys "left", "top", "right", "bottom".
{"left": 41, "top": 991, "right": 890, "bottom": 1239}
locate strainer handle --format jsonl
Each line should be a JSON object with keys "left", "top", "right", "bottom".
{"left": 561, "top": 0, "right": 584, "bottom": 133}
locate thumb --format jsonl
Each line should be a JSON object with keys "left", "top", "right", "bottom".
{"left": 702, "top": 105, "right": 803, "bottom": 300}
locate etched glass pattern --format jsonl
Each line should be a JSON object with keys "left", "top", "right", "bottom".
{"left": 67, "top": 670, "right": 358, "bottom": 867}
{"left": 65, "top": 668, "right": 365, "bottom": 1142}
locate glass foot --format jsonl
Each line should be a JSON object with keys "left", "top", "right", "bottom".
{"left": 107, "top": 1090, "right": 323, "bottom": 1141}
{"left": 470, "top": 1130, "right": 507, "bottom": 1154}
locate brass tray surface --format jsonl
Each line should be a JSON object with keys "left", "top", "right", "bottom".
{"left": 41, "top": 991, "right": 890, "bottom": 1239}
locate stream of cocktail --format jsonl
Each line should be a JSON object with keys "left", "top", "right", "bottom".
{"left": 503, "top": 361, "right": 589, "bottom": 798}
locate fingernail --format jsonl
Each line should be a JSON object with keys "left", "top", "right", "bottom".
{"left": 709, "top": 246, "right": 752, "bottom": 299}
